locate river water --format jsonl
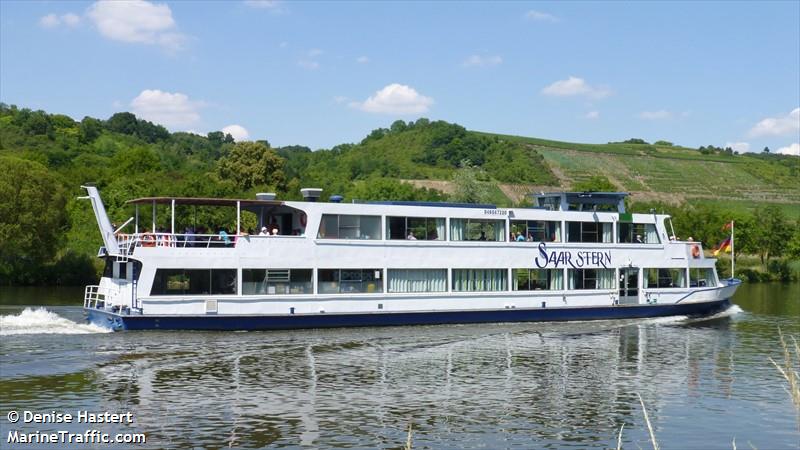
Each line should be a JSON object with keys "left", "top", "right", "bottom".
{"left": 0, "top": 284, "right": 798, "bottom": 449}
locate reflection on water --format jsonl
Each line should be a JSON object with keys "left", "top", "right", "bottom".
{"left": 0, "top": 283, "right": 798, "bottom": 449}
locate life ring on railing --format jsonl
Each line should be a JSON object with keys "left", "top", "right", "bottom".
{"left": 300, "top": 212, "right": 307, "bottom": 227}
{"left": 691, "top": 244, "right": 701, "bottom": 258}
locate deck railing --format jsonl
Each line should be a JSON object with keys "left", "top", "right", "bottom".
{"left": 114, "top": 232, "right": 305, "bottom": 254}
{"left": 84, "top": 285, "right": 106, "bottom": 308}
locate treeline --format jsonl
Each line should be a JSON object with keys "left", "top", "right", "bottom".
{"left": 630, "top": 202, "right": 800, "bottom": 282}
{"left": 1, "top": 104, "right": 798, "bottom": 285}
{"left": 0, "top": 105, "right": 550, "bottom": 284}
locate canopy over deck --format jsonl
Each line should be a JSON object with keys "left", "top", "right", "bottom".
{"left": 126, "top": 197, "right": 283, "bottom": 207}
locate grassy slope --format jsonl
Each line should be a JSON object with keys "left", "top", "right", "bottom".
{"left": 473, "top": 131, "right": 800, "bottom": 214}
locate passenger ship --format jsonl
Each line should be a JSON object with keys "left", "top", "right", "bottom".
{"left": 81, "top": 185, "right": 740, "bottom": 331}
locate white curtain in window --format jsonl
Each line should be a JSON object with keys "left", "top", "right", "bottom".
{"left": 645, "top": 224, "right": 659, "bottom": 243}
{"left": 552, "top": 222, "right": 562, "bottom": 242}
{"left": 450, "top": 219, "right": 465, "bottom": 241}
{"left": 551, "top": 269, "right": 564, "bottom": 289}
{"left": 493, "top": 220, "right": 505, "bottom": 241}
{"left": 435, "top": 218, "right": 446, "bottom": 241}
{"left": 453, "top": 269, "right": 506, "bottom": 291}
{"left": 602, "top": 223, "right": 613, "bottom": 243}
{"left": 673, "top": 269, "right": 686, "bottom": 287}
{"left": 389, "top": 269, "right": 446, "bottom": 293}
{"left": 598, "top": 269, "right": 615, "bottom": 289}
{"left": 568, "top": 270, "right": 577, "bottom": 289}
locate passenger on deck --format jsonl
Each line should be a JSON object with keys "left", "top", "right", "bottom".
{"left": 635, "top": 234, "right": 644, "bottom": 243}
{"left": 516, "top": 233, "right": 525, "bottom": 242}
{"left": 219, "top": 228, "right": 231, "bottom": 246}
{"left": 269, "top": 221, "right": 280, "bottom": 235}
{"left": 142, "top": 229, "right": 156, "bottom": 247}
{"left": 407, "top": 232, "right": 417, "bottom": 240}
{"left": 184, "top": 227, "right": 195, "bottom": 247}
{"left": 259, "top": 227, "right": 269, "bottom": 236}
{"left": 478, "top": 231, "right": 487, "bottom": 241}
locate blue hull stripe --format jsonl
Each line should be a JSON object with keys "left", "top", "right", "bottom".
{"left": 86, "top": 299, "right": 732, "bottom": 331}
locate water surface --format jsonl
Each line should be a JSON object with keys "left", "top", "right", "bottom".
{"left": 1, "top": 283, "right": 798, "bottom": 449}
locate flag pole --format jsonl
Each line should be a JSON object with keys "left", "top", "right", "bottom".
{"left": 731, "top": 220, "right": 735, "bottom": 279}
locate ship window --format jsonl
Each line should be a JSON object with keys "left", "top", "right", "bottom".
{"left": 388, "top": 269, "right": 447, "bottom": 293}
{"left": 317, "top": 214, "right": 381, "bottom": 240}
{"left": 510, "top": 220, "right": 561, "bottom": 242}
{"left": 318, "top": 269, "right": 383, "bottom": 294}
{"left": 689, "top": 268, "right": 716, "bottom": 288}
{"left": 644, "top": 268, "right": 686, "bottom": 288}
{"left": 386, "top": 217, "right": 445, "bottom": 240}
{"left": 452, "top": 269, "right": 507, "bottom": 292}
{"left": 566, "top": 221, "right": 612, "bottom": 243}
{"left": 450, "top": 219, "right": 505, "bottom": 241}
{"left": 151, "top": 269, "right": 236, "bottom": 296}
{"left": 568, "top": 269, "right": 614, "bottom": 290}
{"left": 619, "top": 223, "right": 660, "bottom": 244}
{"left": 513, "top": 269, "right": 563, "bottom": 290}
{"left": 242, "top": 269, "right": 313, "bottom": 295}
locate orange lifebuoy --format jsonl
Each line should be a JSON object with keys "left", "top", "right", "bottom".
{"left": 691, "top": 244, "right": 701, "bottom": 258}
{"left": 300, "top": 212, "right": 307, "bottom": 227}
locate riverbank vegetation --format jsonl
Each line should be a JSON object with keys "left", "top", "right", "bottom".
{"left": 0, "top": 103, "right": 797, "bottom": 285}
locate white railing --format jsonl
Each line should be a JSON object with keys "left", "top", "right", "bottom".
{"left": 118, "top": 232, "right": 303, "bottom": 251}
{"left": 84, "top": 285, "right": 106, "bottom": 308}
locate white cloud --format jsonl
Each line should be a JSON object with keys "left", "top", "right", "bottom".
{"left": 749, "top": 108, "right": 800, "bottom": 137}
{"left": 62, "top": 13, "right": 81, "bottom": 27}
{"left": 776, "top": 143, "right": 800, "bottom": 156}
{"left": 525, "top": 10, "right": 558, "bottom": 22}
{"left": 541, "top": 76, "right": 611, "bottom": 99}
{"left": 39, "top": 14, "right": 60, "bottom": 28}
{"left": 297, "top": 60, "right": 319, "bottom": 70}
{"left": 585, "top": 111, "right": 599, "bottom": 119}
{"left": 333, "top": 96, "right": 349, "bottom": 104}
{"left": 725, "top": 142, "right": 750, "bottom": 153}
{"left": 639, "top": 110, "right": 672, "bottom": 120}
{"left": 462, "top": 54, "right": 503, "bottom": 67}
{"left": 130, "top": 89, "right": 202, "bottom": 128}
{"left": 356, "top": 56, "right": 369, "bottom": 64}
{"left": 244, "top": 0, "right": 283, "bottom": 10}
{"left": 40, "top": 12, "right": 81, "bottom": 28}
{"left": 349, "top": 83, "right": 434, "bottom": 115}
{"left": 87, "top": 0, "right": 185, "bottom": 51}
{"left": 222, "top": 124, "right": 250, "bottom": 142}
{"left": 308, "top": 48, "right": 323, "bottom": 57}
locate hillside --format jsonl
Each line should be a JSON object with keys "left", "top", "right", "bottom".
{"left": 0, "top": 103, "right": 798, "bottom": 284}
{"left": 477, "top": 132, "right": 800, "bottom": 212}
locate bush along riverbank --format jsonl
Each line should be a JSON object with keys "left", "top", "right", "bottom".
{"left": 714, "top": 254, "right": 800, "bottom": 282}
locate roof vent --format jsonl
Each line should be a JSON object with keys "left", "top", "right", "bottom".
{"left": 300, "top": 188, "right": 323, "bottom": 202}
{"left": 256, "top": 192, "right": 276, "bottom": 201}
{"left": 329, "top": 195, "right": 343, "bottom": 203}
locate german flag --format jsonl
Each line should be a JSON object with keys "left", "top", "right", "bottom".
{"left": 713, "top": 237, "right": 732, "bottom": 256}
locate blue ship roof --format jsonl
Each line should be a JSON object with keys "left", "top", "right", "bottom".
{"left": 356, "top": 200, "right": 497, "bottom": 209}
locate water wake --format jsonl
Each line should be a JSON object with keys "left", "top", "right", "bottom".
{"left": 0, "top": 307, "right": 111, "bottom": 335}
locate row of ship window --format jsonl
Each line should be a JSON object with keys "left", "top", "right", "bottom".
{"left": 150, "top": 267, "right": 715, "bottom": 296}
{"left": 317, "top": 214, "right": 660, "bottom": 243}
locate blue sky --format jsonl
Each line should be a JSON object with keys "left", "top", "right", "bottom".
{"left": 1, "top": 1, "right": 798, "bottom": 155}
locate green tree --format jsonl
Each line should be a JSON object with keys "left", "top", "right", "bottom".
{"left": 217, "top": 141, "right": 287, "bottom": 191}
{"left": 786, "top": 219, "right": 800, "bottom": 259}
{"left": 0, "top": 157, "right": 67, "bottom": 283}
{"left": 750, "top": 205, "right": 791, "bottom": 263}
{"left": 449, "top": 160, "right": 493, "bottom": 204}
{"left": 79, "top": 116, "right": 103, "bottom": 143}
{"left": 572, "top": 175, "right": 617, "bottom": 192}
